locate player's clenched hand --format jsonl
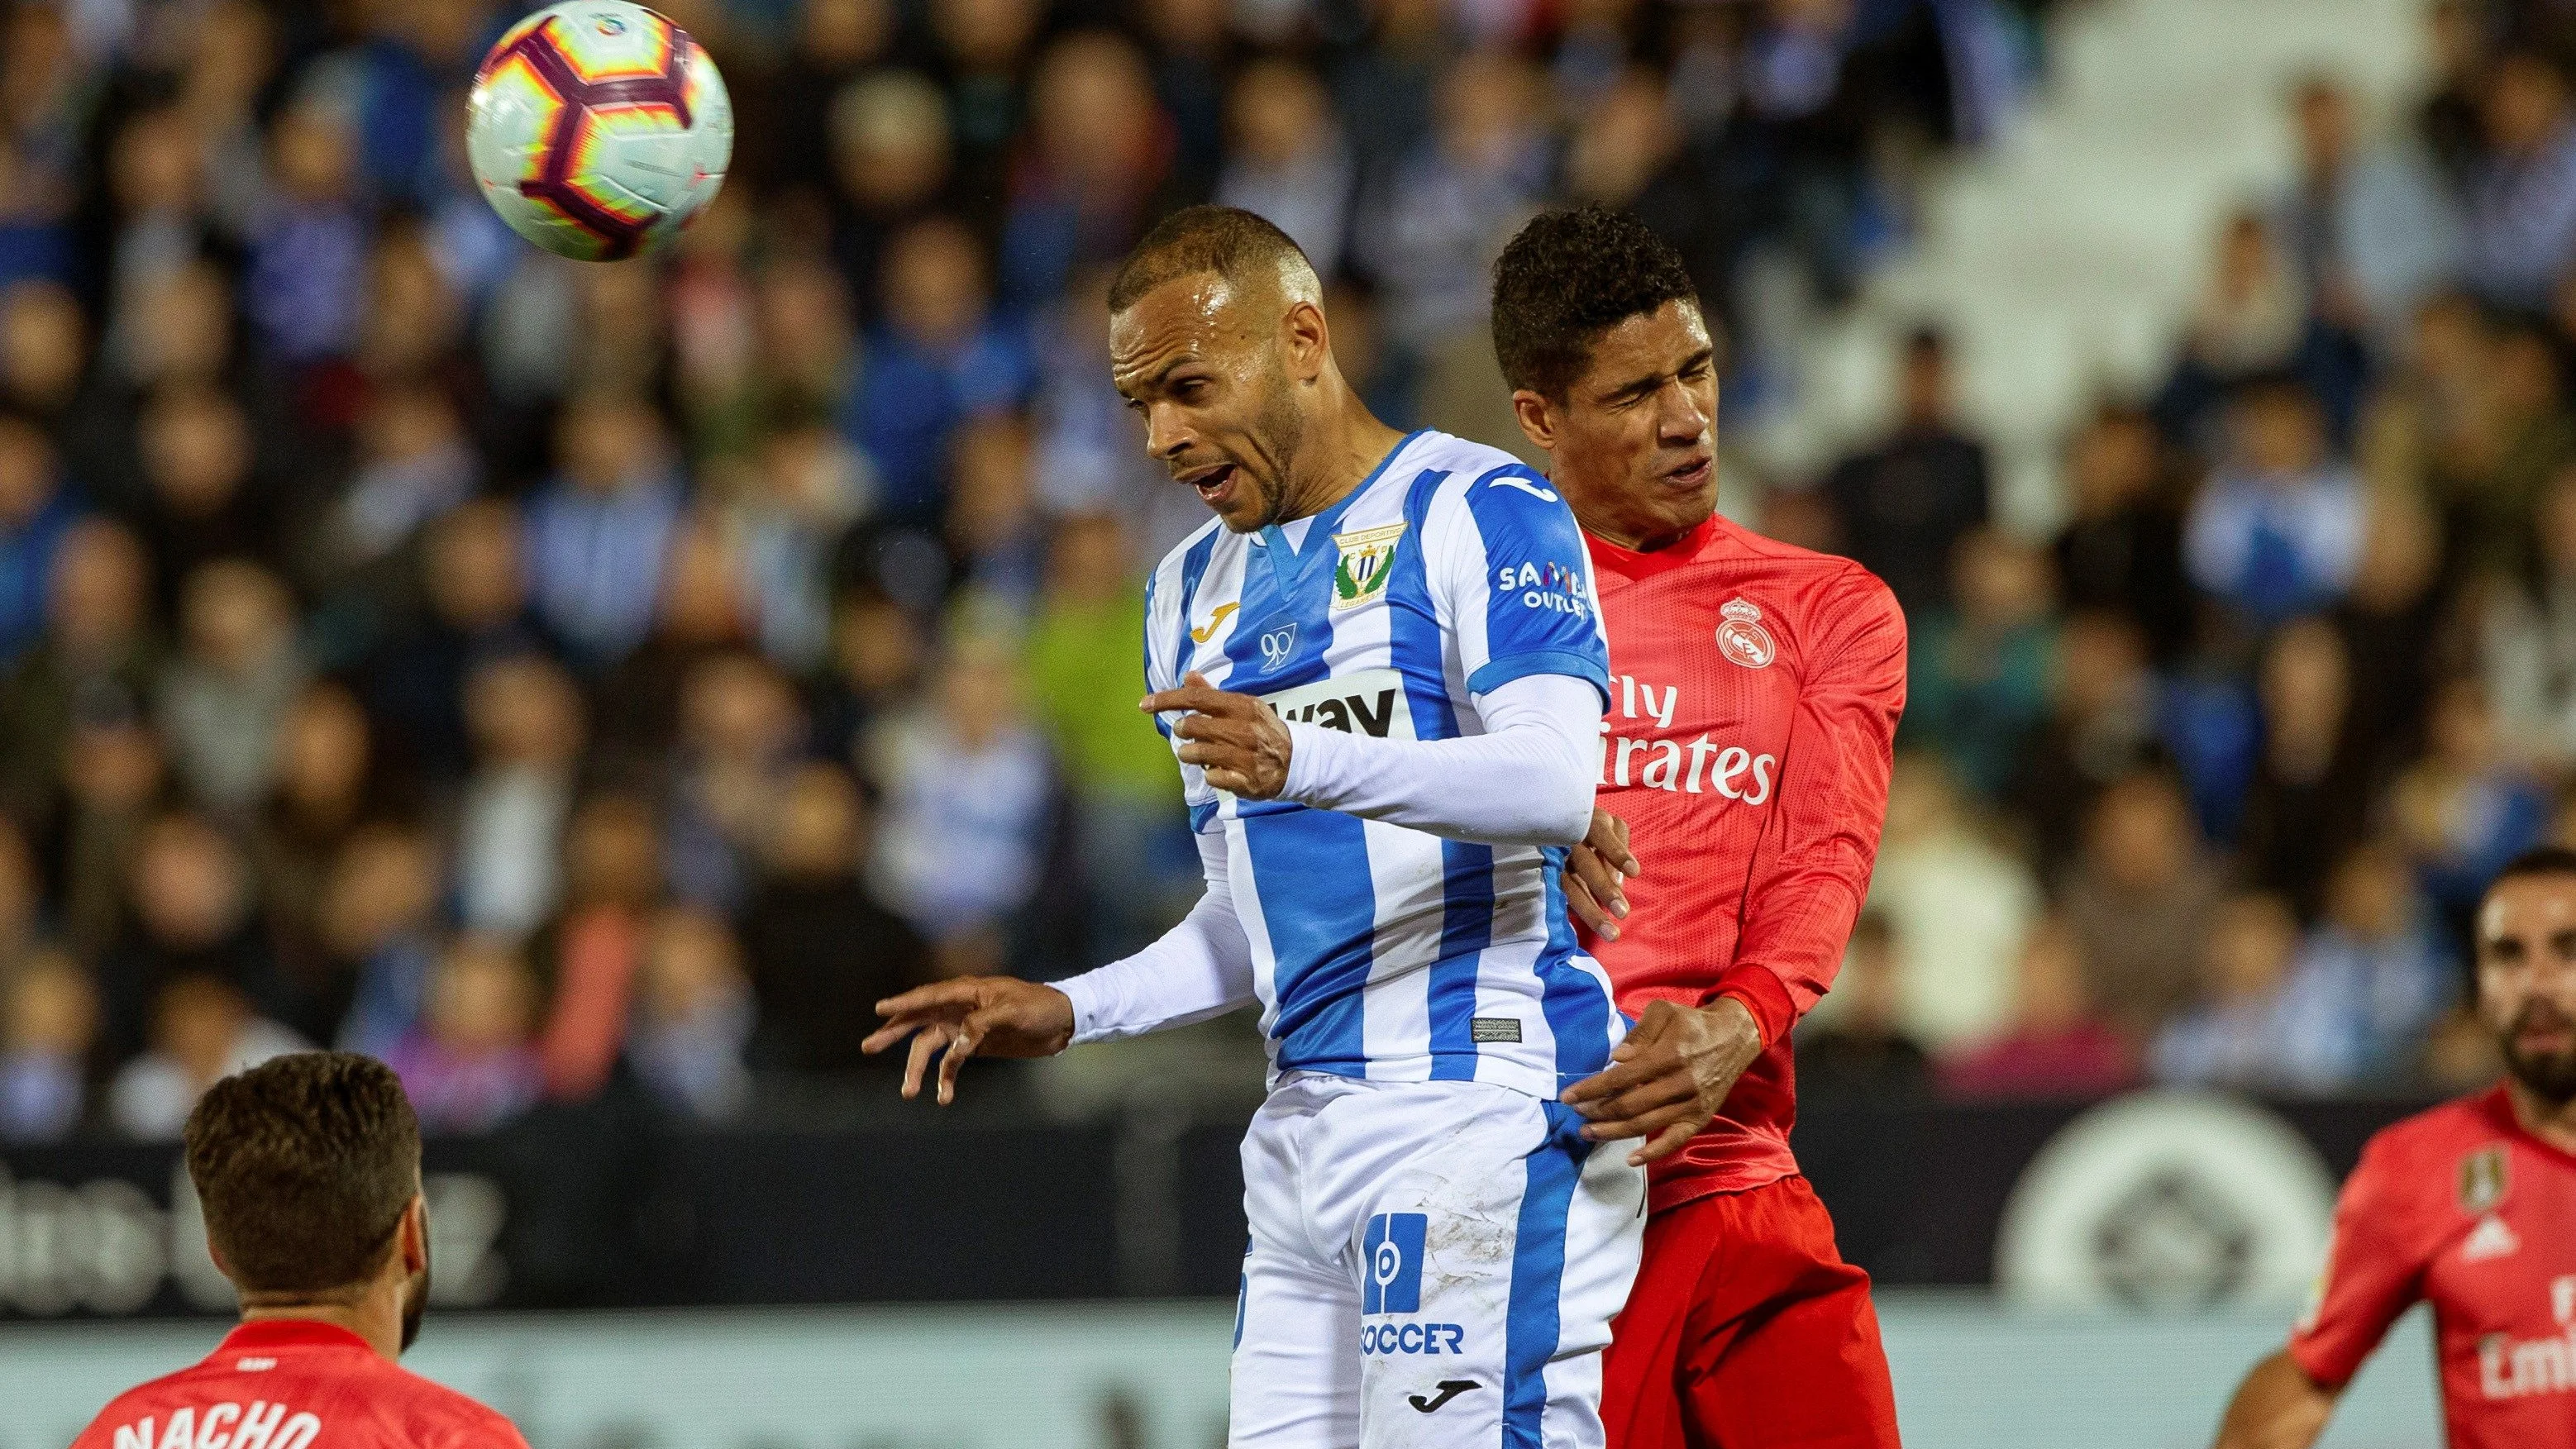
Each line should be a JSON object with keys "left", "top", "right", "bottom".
{"left": 862, "top": 977, "right": 1076, "bottom": 1105}
{"left": 1560, "top": 997, "right": 1761, "bottom": 1166}
{"left": 1562, "top": 808, "right": 1641, "bottom": 941}
{"left": 1142, "top": 671, "right": 1293, "bottom": 798}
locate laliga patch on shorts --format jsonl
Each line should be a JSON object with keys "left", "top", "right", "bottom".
{"left": 1363, "top": 1212, "right": 1426, "bottom": 1314}
{"left": 1470, "top": 1018, "right": 1523, "bottom": 1044}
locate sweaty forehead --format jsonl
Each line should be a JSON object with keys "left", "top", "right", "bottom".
{"left": 1109, "top": 274, "right": 1266, "bottom": 388}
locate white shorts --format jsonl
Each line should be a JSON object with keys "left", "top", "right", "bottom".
{"left": 1230, "top": 1072, "right": 1648, "bottom": 1448}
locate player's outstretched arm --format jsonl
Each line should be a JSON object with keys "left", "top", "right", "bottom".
{"left": 863, "top": 977, "right": 1077, "bottom": 1104}
{"left": 2211, "top": 1350, "right": 2337, "bottom": 1449}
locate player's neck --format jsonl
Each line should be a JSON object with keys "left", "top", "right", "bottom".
{"left": 1276, "top": 380, "right": 1406, "bottom": 526}
{"left": 2502, "top": 1077, "right": 2576, "bottom": 1156}
{"left": 239, "top": 1288, "right": 403, "bottom": 1362}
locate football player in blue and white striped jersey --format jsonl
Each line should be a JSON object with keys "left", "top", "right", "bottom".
{"left": 868, "top": 206, "right": 1643, "bottom": 1449}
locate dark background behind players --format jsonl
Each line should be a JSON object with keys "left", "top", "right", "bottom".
{"left": 0, "top": 0, "right": 2549, "bottom": 1330}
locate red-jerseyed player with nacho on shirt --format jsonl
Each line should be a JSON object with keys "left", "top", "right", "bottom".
{"left": 72, "top": 1053, "right": 528, "bottom": 1449}
{"left": 1491, "top": 207, "right": 1906, "bottom": 1449}
{"left": 2211, "top": 846, "right": 2576, "bottom": 1449}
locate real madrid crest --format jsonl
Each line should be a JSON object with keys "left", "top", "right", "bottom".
{"left": 1715, "top": 598, "right": 1776, "bottom": 669}
{"left": 2459, "top": 1144, "right": 2510, "bottom": 1215}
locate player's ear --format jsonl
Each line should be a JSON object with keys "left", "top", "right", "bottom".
{"left": 397, "top": 1194, "right": 429, "bottom": 1276}
{"left": 1281, "top": 298, "right": 1329, "bottom": 383}
{"left": 1510, "top": 389, "right": 1558, "bottom": 455}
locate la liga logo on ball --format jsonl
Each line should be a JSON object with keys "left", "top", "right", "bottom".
{"left": 1715, "top": 598, "right": 1776, "bottom": 670}
{"left": 466, "top": 2, "right": 734, "bottom": 261}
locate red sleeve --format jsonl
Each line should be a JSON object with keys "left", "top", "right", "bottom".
{"left": 1705, "top": 565, "right": 1906, "bottom": 1045}
{"left": 2288, "top": 1134, "right": 2429, "bottom": 1389}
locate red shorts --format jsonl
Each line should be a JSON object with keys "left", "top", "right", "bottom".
{"left": 1602, "top": 1175, "right": 1901, "bottom": 1449}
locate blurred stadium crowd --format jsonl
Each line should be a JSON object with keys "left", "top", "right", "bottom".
{"left": 0, "top": 0, "right": 2562, "bottom": 1146}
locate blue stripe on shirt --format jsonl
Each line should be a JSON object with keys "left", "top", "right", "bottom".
{"left": 1248, "top": 808, "right": 1374, "bottom": 1074}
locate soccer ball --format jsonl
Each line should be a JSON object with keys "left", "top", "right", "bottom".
{"left": 466, "top": 2, "right": 733, "bottom": 261}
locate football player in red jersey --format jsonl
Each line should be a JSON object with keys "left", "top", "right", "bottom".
{"left": 72, "top": 1052, "right": 529, "bottom": 1449}
{"left": 2211, "top": 846, "right": 2576, "bottom": 1449}
{"left": 1491, "top": 206, "right": 1906, "bottom": 1449}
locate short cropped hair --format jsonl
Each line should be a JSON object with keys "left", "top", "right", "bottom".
{"left": 1107, "top": 205, "right": 1316, "bottom": 315}
{"left": 1491, "top": 205, "right": 1701, "bottom": 400}
{"left": 184, "top": 1052, "right": 422, "bottom": 1294}
{"left": 2488, "top": 846, "right": 2576, "bottom": 900}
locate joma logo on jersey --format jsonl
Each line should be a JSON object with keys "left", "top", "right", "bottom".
{"left": 1363, "top": 1212, "right": 1426, "bottom": 1313}
{"left": 1332, "top": 522, "right": 1407, "bottom": 609}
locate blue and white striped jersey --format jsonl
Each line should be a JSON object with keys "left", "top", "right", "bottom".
{"left": 1143, "top": 430, "right": 1624, "bottom": 1098}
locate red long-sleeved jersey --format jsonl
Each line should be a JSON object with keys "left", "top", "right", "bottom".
{"left": 2289, "top": 1087, "right": 2576, "bottom": 1449}
{"left": 1582, "top": 513, "right": 1906, "bottom": 1213}
{"left": 73, "top": 1319, "right": 529, "bottom": 1449}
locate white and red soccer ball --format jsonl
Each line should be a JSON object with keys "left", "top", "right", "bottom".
{"left": 466, "top": 2, "right": 733, "bottom": 261}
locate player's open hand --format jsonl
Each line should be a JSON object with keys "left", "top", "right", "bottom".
{"left": 1562, "top": 808, "right": 1641, "bottom": 941}
{"left": 862, "top": 977, "right": 1077, "bottom": 1105}
{"left": 1560, "top": 997, "right": 1761, "bottom": 1165}
{"left": 1143, "top": 671, "right": 1293, "bottom": 798}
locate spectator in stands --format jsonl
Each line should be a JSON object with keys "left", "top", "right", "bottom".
{"left": 1794, "top": 913, "right": 1931, "bottom": 1100}
{"left": 2354, "top": 289, "right": 2487, "bottom": 531}
{"left": 455, "top": 653, "right": 584, "bottom": 936}
{"left": 2062, "top": 768, "right": 2224, "bottom": 1044}
{"left": 2485, "top": 466, "right": 2576, "bottom": 770}
{"left": 746, "top": 0, "right": 897, "bottom": 199}
{"left": 0, "top": 949, "right": 93, "bottom": 1142}
{"left": 2157, "top": 212, "right": 2310, "bottom": 451}
{"left": 157, "top": 558, "right": 303, "bottom": 815}
{"left": 870, "top": 610, "right": 1054, "bottom": 960}
{"left": 387, "top": 933, "right": 543, "bottom": 1136}
{"left": 0, "top": 410, "right": 79, "bottom": 666}
{"left": 739, "top": 760, "right": 933, "bottom": 1074}
{"left": 246, "top": 96, "right": 367, "bottom": 365}
{"left": 534, "top": 792, "right": 665, "bottom": 1102}
{"left": 663, "top": 652, "right": 805, "bottom": 913}
{"left": 367, "top": 498, "right": 545, "bottom": 784}
{"left": 2007, "top": 612, "right": 2163, "bottom": 875}
{"left": 1855, "top": 752, "right": 2036, "bottom": 1054}
{"left": 946, "top": 413, "right": 1046, "bottom": 610}
{"left": 522, "top": 392, "right": 686, "bottom": 671}
{"left": 324, "top": 820, "right": 444, "bottom": 1059}
{"left": 327, "top": 383, "right": 478, "bottom": 586}
{"left": 250, "top": 680, "right": 383, "bottom": 981}
{"left": 2335, "top": 489, "right": 2444, "bottom": 779}
{"left": 628, "top": 905, "right": 754, "bottom": 1122}
{"left": 97, "top": 811, "right": 296, "bottom": 1065}
{"left": 110, "top": 971, "right": 304, "bottom": 1140}
{"left": 2052, "top": 404, "right": 2192, "bottom": 665}
{"left": 998, "top": 31, "right": 1176, "bottom": 312}
{"left": 1027, "top": 513, "right": 1187, "bottom": 960}
{"left": 2462, "top": 47, "right": 2576, "bottom": 312}
{"left": 1141, "top": 0, "right": 1228, "bottom": 199}
{"left": 2389, "top": 678, "right": 2550, "bottom": 927}
{"left": 809, "top": 585, "right": 927, "bottom": 770}
{"left": 2149, "top": 889, "right": 2320, "bottom": 1091}
{"left": 2184, "top": 375, "right": 2364, "bottom": 630}
{"left": 1938, "top": 915, "right": 2136, "bottom": 1100}
{"left": 2275, "top": 72, "right": 2462, "bottom": 350}
{"left": 2416, "top": 0, "right": 2488, "bottom": 191}
{"left": 851, "top": 217, "right": 1036, "bottom": 526}
{"left": 595, "top": 515, "right": 758, "bottom": 782}
{"left": 52, "top": 703, "right": 167, "bottom": 964}
{"left": 1823, "top": 327, "right": 1991, "bottom": 617}
{"left": 132, "top": 383, "right": 279, "bottom": 609}
{"left": 2236, "top": 617, "right": 2375, "bottom": 919}
{"left": 824, "top": 70, "right": 953, "bottom": 314}
{"left": 2279, "top": 839, "right": 2454, "bottom": 1088}
{"left": 1218, "top": 59, "right": 1354, "bottom": 280}
{"left": 0, "top": 519, "right": 158, "bottom": 827}
{"left": 1901, "top": 527, "right": 2057, "bottom": 800}
{"left": 1352, "top": 50, "right": 1551, "bottom": 384}
{"left": 2436, "top": 322, "right": 2575, "bottom": 583}
{"left": 730, "top": 422, "right": 872, "bottom": 673}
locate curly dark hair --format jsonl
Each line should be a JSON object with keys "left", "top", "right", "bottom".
{"left": 185, "top": 1051, "right": 422, "bottom": 1294}
{"left": 1491, "top": 206, "right": 1702, "bottom": 400}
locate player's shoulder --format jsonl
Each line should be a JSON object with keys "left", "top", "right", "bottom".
{"left": 373, "top": 1360, "right": 531, "bottom": 1447}
{"left": 1401, "top": 432, "right": 1553, "bottom": 510}
{"left": 2349, "top": 1089, "right": 2518, "bottom": 1205}
{"left": 75, "top": 1366, "right": 208, "bottom": 1445}
{"left": 1149, "top": 512, "right": 1231, "bottom": 583}
{"left": 1705, "top": 515, "right": 1900, "bottom": 612}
